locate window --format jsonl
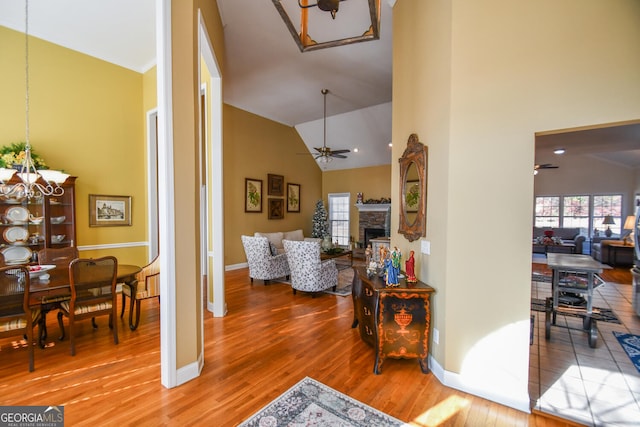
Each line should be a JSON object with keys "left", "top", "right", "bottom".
{"left": 534, "top": 196, "right": 560, "bottom": 228}
{"left": 593, "top": 194, "right": 622, "bottom": 235}
{"left": 563, "top": 196, "right": 590, "bottom": 231}
{"left": 534, "top": 194, "right": 623, "bottom": 237}
{"left": 328, "top": 193, "right": 350, "bottom": 246}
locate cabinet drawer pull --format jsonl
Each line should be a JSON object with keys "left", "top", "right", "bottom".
{"left": 364, "top": 325, "right": 373, "bottom": 336}
{"left": 365, "top": 288, "right": 373, "bottom": 296}
{"left": 363, "top": 307, "right": 371, "bottom": 316}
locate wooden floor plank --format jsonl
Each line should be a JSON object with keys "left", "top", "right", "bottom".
{"left": 0, "top": 267, "right": 576, "bottom": 426}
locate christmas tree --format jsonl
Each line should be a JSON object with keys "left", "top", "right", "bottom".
{"left": 311, "top": 199, "right": 330, "bottom": 238}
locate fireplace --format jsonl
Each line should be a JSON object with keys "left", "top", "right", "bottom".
{"left": 364, "top": 228, "right": 386, "bottom": 248}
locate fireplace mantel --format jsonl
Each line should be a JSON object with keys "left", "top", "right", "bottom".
{"left": 355, "top": 203, "right": 391, "bottom": 212}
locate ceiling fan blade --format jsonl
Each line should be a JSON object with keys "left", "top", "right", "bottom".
{"left": 330, "top": 149, "right": 350, "bottom": 154}
{"left": 313, "top": 147, "right": 324, "bottom": 153}
{"left": 535, "top": 163, "right": 559, "bottom": 169}
{"left": 331, "top": 154, "right": 348, "bottom": 159}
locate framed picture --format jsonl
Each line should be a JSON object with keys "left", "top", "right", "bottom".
{"left": 245, "top": 178, "right": 263, "bottom": 213}
{"left": 268, "top": 198, "right": 284, "bottom": 220}
{"left": 404, "top": 180, "right": 420, "bottom": 213}
{"left": 89, "top": 194, "right": 131, "bottom": 227}
{"left": 267, "top": 174, "right": 284, "bottom": 196}
{"left": 287, "top": 183, "right": 300, "bottom": 212}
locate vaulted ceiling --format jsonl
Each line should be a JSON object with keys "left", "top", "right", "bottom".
{"left": 1, "top": 0, "right": 637, "bottom": 171}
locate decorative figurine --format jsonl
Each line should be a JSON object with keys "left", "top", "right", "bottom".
{"left": 365, "top": 244, "right": 373, "bottom": 264}
{"left": 405, "top": 250, "right": 417, "bottom": 283}
{"left": 386, "top": 247, "right": 401, "bottom": 287}
{"left": 356, "top": 192, "right": 363, "bottom": 204}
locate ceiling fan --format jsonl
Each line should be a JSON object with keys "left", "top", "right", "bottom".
{"left": 313, "top": 89, "right": 350, "bottom": 162}
{"left": 533, "top": 163, "right": 559, "bottom": 175}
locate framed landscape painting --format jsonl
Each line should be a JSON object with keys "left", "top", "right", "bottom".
{"left": 245, "top": 178, "right": 262, "bottom": 213}
{"left": 287, "top": 183, "right": 300, "bottom": 212}
{"left": 89, "top": 194, "right": 131, "bottom": 227}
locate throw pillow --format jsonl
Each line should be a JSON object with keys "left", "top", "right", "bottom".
{"left": 284, "top": 229, "right": 304, "bottom": 241}
{"left": 269, "top": 242, "right": 278, "bottom": 256}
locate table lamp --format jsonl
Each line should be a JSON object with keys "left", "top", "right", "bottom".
{"left": 602, "top": 215, "right": 615, "bottom": 237}
{"left": 622, "top": 215, "right": 635, "bottom": 245}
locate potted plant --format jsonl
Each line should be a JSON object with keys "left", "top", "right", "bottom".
{"left": 0, "top": 142, "right": 48, "bottom": 170}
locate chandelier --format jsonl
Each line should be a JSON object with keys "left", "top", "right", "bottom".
{"left": 0, "top": 0, "right": 67, "bottom": 199}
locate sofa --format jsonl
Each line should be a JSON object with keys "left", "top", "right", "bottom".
{"left": 591, "top": 238, "right": 635, "bottom": 266}
{"left": 532, "top": 227, "right": 586, "bottom": 254}
{"left": 254, "top": 229, "right": 321, "bottom": 255}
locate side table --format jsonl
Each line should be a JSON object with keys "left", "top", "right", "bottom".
{"left": 606, "top": 241, "right": 635, "bottom": 266}
{"left": 351, "top": 266, "right": 435, "bottom": 374}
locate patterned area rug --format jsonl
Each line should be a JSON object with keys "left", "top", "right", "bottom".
{"left": 613, "top": 332, "right": 640, "bottom": 373}
{"left": 324, "top": 267, "right": 354, "bottom": 297}
{"left": 530, "top": 298, "right": 621, "bottom": 323}
{"left": 239, "top": 377, "right": 407, "bottom": 426}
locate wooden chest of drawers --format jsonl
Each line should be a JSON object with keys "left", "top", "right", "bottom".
{"left": 351, "top": 266, "right": 435, "bottom": 374}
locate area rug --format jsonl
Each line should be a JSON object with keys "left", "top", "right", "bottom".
{"left": 530, "top": 298, "right": 621, "bottom": 324}
{"left": 323, "top": 267, "right": 354, "bottom": 297}
{"left": 613, "top": 332, "right": 640, "bottom": 373}
{"left": 238, "top": 377, "right": 407, "bottom": 426}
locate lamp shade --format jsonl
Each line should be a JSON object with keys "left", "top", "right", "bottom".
{"left": 602, "top": 215, "right": 616, "bottom": 225}
{"left": 623, "top": 215, "right": 635, "bottom": 230}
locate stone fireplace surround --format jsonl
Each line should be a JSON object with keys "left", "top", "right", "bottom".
{"left": 356, "top": 203, "right": 390, "bottom": 248}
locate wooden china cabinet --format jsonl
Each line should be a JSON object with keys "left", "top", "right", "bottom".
{"left": 351, "top": 266, "right": 435, "bottom": 374}
{"left": 0, "top": 175, "right": 77, "bottom": 264}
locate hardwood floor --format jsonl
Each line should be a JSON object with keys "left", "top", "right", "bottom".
{"left": 0, "top": 268, "right": 579, "bottom": 426}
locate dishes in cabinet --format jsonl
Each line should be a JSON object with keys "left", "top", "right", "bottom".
{"left": 5, "top": 206, "right": 29, "bottom": 224}
{"left": 1, "top": 246, "right": 32, "bottom": 265}
{"left": 51, "top": 234, "right": 65, "bottom": 243}
{"left": 50, "top": 215, "right": 66, "bottom": 224}
{"left": 29, "top": 214, "right": 44, "bottom": 224}
{"left": 3, "top": 226, "right": 29, "bottom": 244}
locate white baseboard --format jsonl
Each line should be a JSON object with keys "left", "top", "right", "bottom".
{"left": 429, "top": 355, "right": 530, "bottom": 413}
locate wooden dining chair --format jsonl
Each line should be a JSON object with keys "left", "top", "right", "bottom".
{"left": 121, "top": 256, "right": 159, "bottom": 331}
{"left": 37, "top": 247, "right": 78, "bottom": 343}
{"left": 0, "top": 265, "right": 41, "bottom": 371}
{"left": 57, "top": 256, "right": 118, "bottom": 356}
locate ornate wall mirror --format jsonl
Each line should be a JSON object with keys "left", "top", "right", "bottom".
{"left": 398, "top": 133, "right": 427, "bottom": 242}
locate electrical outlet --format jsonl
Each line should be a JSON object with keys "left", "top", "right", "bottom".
{"left": 421, "top": 240, "right": 430, "bottom": 255}
{"left": 433, "top": 328, "right": 439, "bottom": 345}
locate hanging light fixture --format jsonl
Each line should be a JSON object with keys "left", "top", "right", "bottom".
{"left": 272, "top": 0, "right": 381, "bottom": 52}
{"left": 0, "top": 0, "right": 67, "bottom": 199}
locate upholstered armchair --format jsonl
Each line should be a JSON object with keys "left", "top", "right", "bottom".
{"left": 241, "top": 235, "right": 290, "bottom": 285}
{"left": 282, "top": 239, "right": 338, "bottom": 296}
{"left": 121, "top": 255, "right": 160, "bottom": 331}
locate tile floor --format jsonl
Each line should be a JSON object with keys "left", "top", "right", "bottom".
{"left": 529, "top": 264, "right": 640, "bottom": 426}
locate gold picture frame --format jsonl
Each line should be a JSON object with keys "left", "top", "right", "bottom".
{"left": 89, "top": 194, "right": 131, "bottom": 227}
{"left": 287, "top": 183, "right": 300, "bottom": 213}
{"left": 245, "top": 178, "right": 263, "bottom": 213}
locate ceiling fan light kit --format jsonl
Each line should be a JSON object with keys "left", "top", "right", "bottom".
{"left": 272, "top": 0, "right": 381, "bottom": 52}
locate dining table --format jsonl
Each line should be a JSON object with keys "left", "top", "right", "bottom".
{"left": 27, "top": 263, "right": 142, "bottom": 347}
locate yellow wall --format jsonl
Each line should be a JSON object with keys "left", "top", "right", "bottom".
{"left": 223, "top": 104, "right": 323, "bottom": 266}
{"left": 393, "top": 0, "right": 640, "bottom": 410}
{"left": 322, "top": 165, "right": 391, "bottom": 243}
{"left": 0, "top": 26, "right": 148, "bottom": 266}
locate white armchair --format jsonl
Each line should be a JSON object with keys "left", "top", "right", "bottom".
{"left": 282, "top": 239, "right": 338, "bottom": 296}
{"left": 241, "top": 235, "right": 290, "bottom": 285}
